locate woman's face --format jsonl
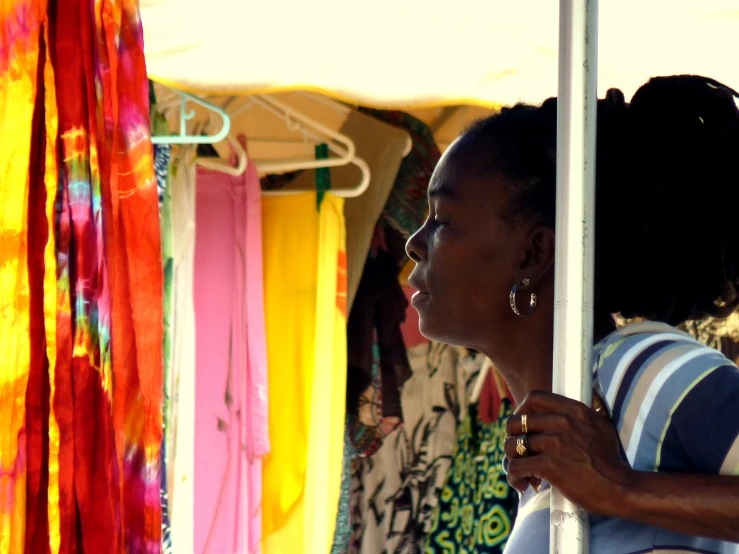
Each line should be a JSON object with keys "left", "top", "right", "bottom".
{"left": 406, "top": 136, "right": 535, "bottom": 350}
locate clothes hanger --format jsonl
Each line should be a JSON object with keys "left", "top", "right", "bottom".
{"left": 151, "top": 89, "right": 247, "bottom": 175}
{"left": 150, "top": 89, "right": 368, "bottom": 194}
{"left": 151, "top": 88, "right": 232, "bottom": 145}
{"left": 246, "top": 94, "right": 371, "bottom": 198}
{"left": 298, "top": 91, "right": 413, "bottom": 158}
{"left": 190, "top": 106, "right": 248, "bottom": 176}
{"left": 195, "top": 133, "right": 248, "bottom": 177}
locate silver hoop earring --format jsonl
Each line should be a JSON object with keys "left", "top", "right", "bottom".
{"left": 510, "top": 278, "right": 537, "bottom": 317}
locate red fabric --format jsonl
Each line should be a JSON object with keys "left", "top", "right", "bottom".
{"left": 479, "top": 369, "right": 513, "bottom": 424}
{"left": 53, "top": 178, "right": 77, "bottom": 554}
{"left": 52, "top": 0, "right": 120, "bottom": 551}
{"left": 478, "top": 370, "right": 499, "bottom": 424}
{"left": 25, "top": 30, "right": 51, "bottom": 553}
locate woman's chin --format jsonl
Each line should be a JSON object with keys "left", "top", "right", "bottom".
{"left": 418, "top": 317, "right": 462, "bottom": 346}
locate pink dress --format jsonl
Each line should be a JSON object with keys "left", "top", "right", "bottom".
{"left": 193, "top": 141, "right": 269, "bottom": 554}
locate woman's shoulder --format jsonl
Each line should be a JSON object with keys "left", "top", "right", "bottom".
{"left": 594, "top": 321, "right": 739, "bottom": 474}
{"left": 593, "top": 321, "right": 727, "bottom": 393}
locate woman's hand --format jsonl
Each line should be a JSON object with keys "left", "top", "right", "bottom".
{"left": 503, "top": 390, "right": 633, "bottom": 517}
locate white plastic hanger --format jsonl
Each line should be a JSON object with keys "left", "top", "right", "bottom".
{"left": 247, "top": 95, "right": 371, "bottom": 198}
{"left": 195, "top": 134, "right": 248, "bottom": 177}
{"left": 298, "top": 91, "right": 413, "bottom": 158}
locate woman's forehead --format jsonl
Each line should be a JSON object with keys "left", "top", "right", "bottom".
{"left": 429, "top": 140, "right": 507, "bottom": 208}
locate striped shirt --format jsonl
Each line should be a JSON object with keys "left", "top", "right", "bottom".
{"left": 504, "top": 322, "right": 739, "bottom": 554}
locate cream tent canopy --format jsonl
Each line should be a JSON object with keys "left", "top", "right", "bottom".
{"left": 141, "top": 0, "right": 738, "bottom": 109}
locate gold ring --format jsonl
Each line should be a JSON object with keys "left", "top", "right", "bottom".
{"left": 521, "top": 414, "right": 528, "bottom": 434}
{"left": 516, "top": 435, "right": 529, "bottom": 457}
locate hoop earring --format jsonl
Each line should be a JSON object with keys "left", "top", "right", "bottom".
{"left": 510, "top": 278, "right": 537, "bottom": 317}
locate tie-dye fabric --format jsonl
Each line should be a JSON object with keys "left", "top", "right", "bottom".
{"left": 0, "top": 1, "right": 53, "bottom": 552}
{"left": 1, "top": 0, "right": 162, "bottom": 552}
{"left": 52, "top": 0, "right": 163, "bottom": 551}
{"left": 25, "top": 12, "right": 59, "bottom": 554}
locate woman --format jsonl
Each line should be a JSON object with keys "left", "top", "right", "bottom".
{"left": 406, "top": 75, "right": 739, "bottom": 552}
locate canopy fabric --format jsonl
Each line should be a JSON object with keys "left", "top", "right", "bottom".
{"left": 141, "top": 0, "right": 738, "bottom": 109}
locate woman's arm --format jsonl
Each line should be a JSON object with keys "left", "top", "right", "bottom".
{"left": 504, "top": 391, "right": 739, "bottom": 543}
{"left": 621, "top": 471, "right": 739, "bottom": 542}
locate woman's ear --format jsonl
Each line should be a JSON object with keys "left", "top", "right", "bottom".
{"left": 517, "top": 225, "right": 555, "bottom": 285}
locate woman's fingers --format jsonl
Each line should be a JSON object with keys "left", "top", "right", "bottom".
{"left": 506, "top": 455, "right": 549, "bottom": 492}
{"left": 514, "top": 390, "right": 585, "bottom": 415}
{"left": 503, "top": 433, "right": 562, "bottom": 459}
{"left": 505, "top": 413, "right": 571, "bottom": 437}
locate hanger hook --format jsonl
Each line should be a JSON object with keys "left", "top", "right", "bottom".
{"left": 285, "top": 114, "right": 300, "bottom": 133}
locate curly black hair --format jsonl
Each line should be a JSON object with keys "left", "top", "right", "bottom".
{"left": 463, "top": 75, "right": 739, "bottom": 326}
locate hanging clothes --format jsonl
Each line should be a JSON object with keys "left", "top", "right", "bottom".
{"left": 168, "top": 146, "right": 198, "bottom": 553}
{"left": 349, "top": 343, "right": 485, "bottom": 554}
{"left": 55, "top": 0, "right": 164, "bottom": 551}
{"left": 3, "top": 0, "right": 162, "bottom": 551}
{"left": 193, "top": 140, "right": 268, "bottom": 554}
{"left": 316, "top": 110, "right": 410, "bottom": 312}
{"left": 265, "top": 108, "right": 411, "bottom": 313}
{"left": 243, "top": 146, "right": 271, "bottom": 554}
{"left": 424, "top": 399, "right": 517, "bottom": 553}
{"left": 331, "top": 425, "right": 357, "bottom": 554}
{"left": 357, "top": 109, "right": 439, "bottom": 240}
{"left": 153, "top": 112, "right": 174, "bottom": 554}
{"left": 262, "top": 193, "right": 347, "bottom": 554}
{"left": 346, "top": 109, "right": 440, "bottom": 430}
{"left": 0, "top": 1, "right": 52, "bottom": 551}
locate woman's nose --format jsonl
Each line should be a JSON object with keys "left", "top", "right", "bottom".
{"left": 406, "top": 225, "right": 426, "bottom": 263}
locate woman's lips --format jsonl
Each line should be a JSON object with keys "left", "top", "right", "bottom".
{"left": 410, "top": 290, "right": 430, "bottom": 306}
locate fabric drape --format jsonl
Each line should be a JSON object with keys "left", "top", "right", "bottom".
{"left": 168, "top": 147, "right": 198, "bottom": 553}
{"left": 1, "top": 0, "right": 163, "bottom": 551}
{"left": 349, "top": 344, "right": 486, "bottom": 554}
{"left": 262, "top": 193, "right": 347, "bottom": 554}
{"left": 193, "top": 143, "right": 268, "bottom": 554}
{"left": 0, "top": 2, "right": 48, "bottom": 550}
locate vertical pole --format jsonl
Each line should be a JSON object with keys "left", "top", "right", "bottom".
{"left": 551, "top": 0, "right": 598, "bottom": 553}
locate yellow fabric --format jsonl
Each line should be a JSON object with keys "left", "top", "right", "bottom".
{"left": 41, "top": 22, "right": 60, "bottom": 553}
{"left": 262, "top": 193, "right": 347, "bottom": 554}
{"left": 0, "top": 2, "right": 44, "bottom": 550}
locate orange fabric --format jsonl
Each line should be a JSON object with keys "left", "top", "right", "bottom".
{"left": 0, "top": 0, "right": 162, "bottom": 551}
{"left": 0, "top": 0, "right": 47, "bottom": 551}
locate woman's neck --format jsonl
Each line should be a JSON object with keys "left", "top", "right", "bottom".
{"left": 484, "top": 314, "right": 617, "bottom": 407}
{"left": 482, "top": 314, "right": 554, "bottom": 407}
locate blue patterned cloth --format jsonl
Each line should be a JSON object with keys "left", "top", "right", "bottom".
{"left": 155, "top": 143, "right": 171, "bottom": 211}
{"left": 505, "top": 322, "right": 739, "bottom": 554}
{"left": 331, "top": 425, "right": 357, "bottom": 554}
{"left": 154, "top": 142, "right": 173, "bottom": 554}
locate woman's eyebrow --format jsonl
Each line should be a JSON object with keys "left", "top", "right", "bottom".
{"left": 428, "top": 183, "right": 459, "bottom": 201}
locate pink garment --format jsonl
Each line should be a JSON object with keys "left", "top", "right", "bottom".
{"left": 194, "top": 142, "right": 268, "bottom": 554}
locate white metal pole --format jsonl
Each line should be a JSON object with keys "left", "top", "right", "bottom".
{"left": 551, "top": 0, "right": 598, "bottom": 553}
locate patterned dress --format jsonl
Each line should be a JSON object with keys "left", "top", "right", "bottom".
{"left": 424, "top": 400, "right": 517, "bottom": 554}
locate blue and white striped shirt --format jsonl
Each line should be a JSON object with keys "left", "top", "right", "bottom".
{"left": 504, "top": 321, "right": 739, "bottom": 554}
